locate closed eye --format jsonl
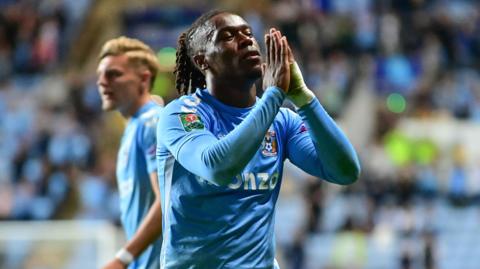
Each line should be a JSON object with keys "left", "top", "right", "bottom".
{"left": 219, "top": 31, "right": 234, "bottom": 41}
{"left": 105, "top": 69, "right": 122, "bottom": 79}
{"left": 243, "top": 29, "right": 253, "bottom": 37}
{"left": 216, "top": 25, "right": 254, "bottom": 42}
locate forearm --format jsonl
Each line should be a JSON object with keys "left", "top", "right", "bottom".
{"left": 177, "top": 86, "right": 285, "bottom": 185}
{"left": 123, "top": 199, "right": 162, "bottom": 258}
{"left": 298, "top": 98, "right": 360, "bottom": 184}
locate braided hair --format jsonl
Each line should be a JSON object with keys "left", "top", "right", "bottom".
{"left": 174, "top": 10, "right": 225, "bottom": 96}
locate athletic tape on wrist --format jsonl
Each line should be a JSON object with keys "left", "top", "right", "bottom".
{"left": 115, "top": 248, "right": 134, "bottom": 265}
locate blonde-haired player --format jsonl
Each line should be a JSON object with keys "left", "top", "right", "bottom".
{"left": 97, "top": 36, "right": 163, "bottom": 269}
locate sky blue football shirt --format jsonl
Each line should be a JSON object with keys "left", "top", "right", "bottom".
{"left": 156, "top": 87, "right": 359, "bottom": 269}
{"left": 117, "top": 101, "right": 162, "bottom": 269}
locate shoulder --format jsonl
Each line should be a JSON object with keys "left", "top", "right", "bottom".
{"left": 279, "top": 107, "right": 296, "bottom": 116}
{"left": 138, "top": 104, "right": 162, "bottom": 127}
{"left": 140, "top": 104, "right": 162, "bottom": 121}
{"left": 160, "top": 93, "right": 213, "bottom": 125}
{"left": 276, "top": 107, "right": 299, "bottom": 123}
{"left": 136, "top": 104, "right": 162, "bottom": 140}
{"left": 163, "top": 94, "right": 202, "bottom": 115}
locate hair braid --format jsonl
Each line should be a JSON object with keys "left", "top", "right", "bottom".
{"left": 174, "top": 10, "right": 225, "bottom": 96}
{"left": 174, "top": 32, "right": 192, "bottom": 95}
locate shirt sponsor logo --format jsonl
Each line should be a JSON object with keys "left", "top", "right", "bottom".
{"left": 228, "top": 172, "right": 279, "bottom": 190}
{"left": 179, "top": 113, "right": 205, "bottom": 132}
{"left": 261, "top": 130, "right": 278, "bottom": 157}
{"left": 195, "top": 172, "right": 279, "bottom": 191}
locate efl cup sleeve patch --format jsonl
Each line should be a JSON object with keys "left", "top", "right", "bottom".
{"left": 179, "top": 113, "right": 205, "bottom": 132}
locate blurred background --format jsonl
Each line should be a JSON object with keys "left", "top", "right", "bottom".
{"left": 1, "top": 0, "right": 480, "bottom": 268}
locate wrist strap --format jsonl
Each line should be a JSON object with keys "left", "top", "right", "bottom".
{"left": 288, "top": 62, "right": 315, "bottom": 107}
{"left": 115, "top": 248, "right": 134, "bottom": 265}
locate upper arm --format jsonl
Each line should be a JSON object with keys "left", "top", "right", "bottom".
{"left": 139, "top": 113, "right": 159, "bottom": 174}
{"left": 158, "top": 89, "right": 287, "bottom": 185}
{"left": 138, "top": 113, "right": 162, "bottom": 198}
{"left": 157, "top": 103, "right": 223, "bottom": 183}
{"left": 157, "top": 105, "right": 215, "bottom": 160}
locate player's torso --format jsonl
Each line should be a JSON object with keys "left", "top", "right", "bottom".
{"left": 117, "top": 104, "right": 162, "bottom": 269}
{"left": 116, "top": 109, "right": 156, "bottom": 237}
{"left": 158, "top": 92, "right": 289, "bottom": 268}
{"left": 198, "top": 102, "right": 285, "bottom": 192}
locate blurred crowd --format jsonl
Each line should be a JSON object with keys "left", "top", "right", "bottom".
{"left": 0, "top": 0, "right": 117, "bottom": 222}
{"left": 1, "top": 0, "right": 480, "bottom": 268}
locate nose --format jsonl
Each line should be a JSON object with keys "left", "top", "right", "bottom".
{"left": 238, "top": 32, "right": 253, "bottom": 49}
{"left": 97, "top": 73, "right": 107, "bottom": 87}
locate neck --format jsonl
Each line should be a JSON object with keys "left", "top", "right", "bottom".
{"left": 120, "top": 92, "right": 151, "bottom": 119}
{"left": 206, "top": 75, "right": 257, "bottom": 108}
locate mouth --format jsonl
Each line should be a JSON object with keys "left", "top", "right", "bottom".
{"left": 102, "top": 92, "right": 115, "bottom": 100}
{"left": 242, "top": 50, "right": 261, "bottom": 61}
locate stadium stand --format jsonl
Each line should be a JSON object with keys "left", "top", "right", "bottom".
{"left": 1, "top": 0, "right": 480, "bottom": 268}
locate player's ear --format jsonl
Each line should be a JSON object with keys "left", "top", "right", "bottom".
{"left": 138, "top": 69, "right": 152, "bottom": 93}
{"left": 141, "top": 70, "right": 151, "bottom": 82}
{"left": 193, "top": 54, "right": 209, "bottom": 71}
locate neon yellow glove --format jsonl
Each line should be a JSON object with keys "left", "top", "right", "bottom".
{"left": 287, "top": 62, "right": 315, "bottom": 108}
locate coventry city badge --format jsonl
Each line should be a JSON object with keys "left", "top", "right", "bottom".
{"left": 261, "top": 130, "right": 278, "bottom": 157}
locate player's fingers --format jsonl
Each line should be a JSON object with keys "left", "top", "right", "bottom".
{"left": 265, "top": 34, "right": 271, "bottom": 66}
{"left": 286, "top": 39, "right": 294, "bottom": 63}
{"left": 270, "top": 29, "right": 275, "bottom": 64}
{"left": 269, "top": 32, "right": 275, "bottom": 66}
{"left": 280, "top": 36, "right": 288, "bottom": 66}
{"left": 273, "top": 31, "right": 280, "bottom": 65}
{"left": 275, "top": 30, "right": 284, "bottom": 65}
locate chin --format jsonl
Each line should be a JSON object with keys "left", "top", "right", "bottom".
{"left": 101, "top": 101, "right": 117, "bottom": 111}
{"left": 246, "top": 67, "right": 263, "bottom": 80}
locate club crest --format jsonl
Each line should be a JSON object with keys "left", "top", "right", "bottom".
{"left": 261, "top": 130, "right": 278, "bottom": 157}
